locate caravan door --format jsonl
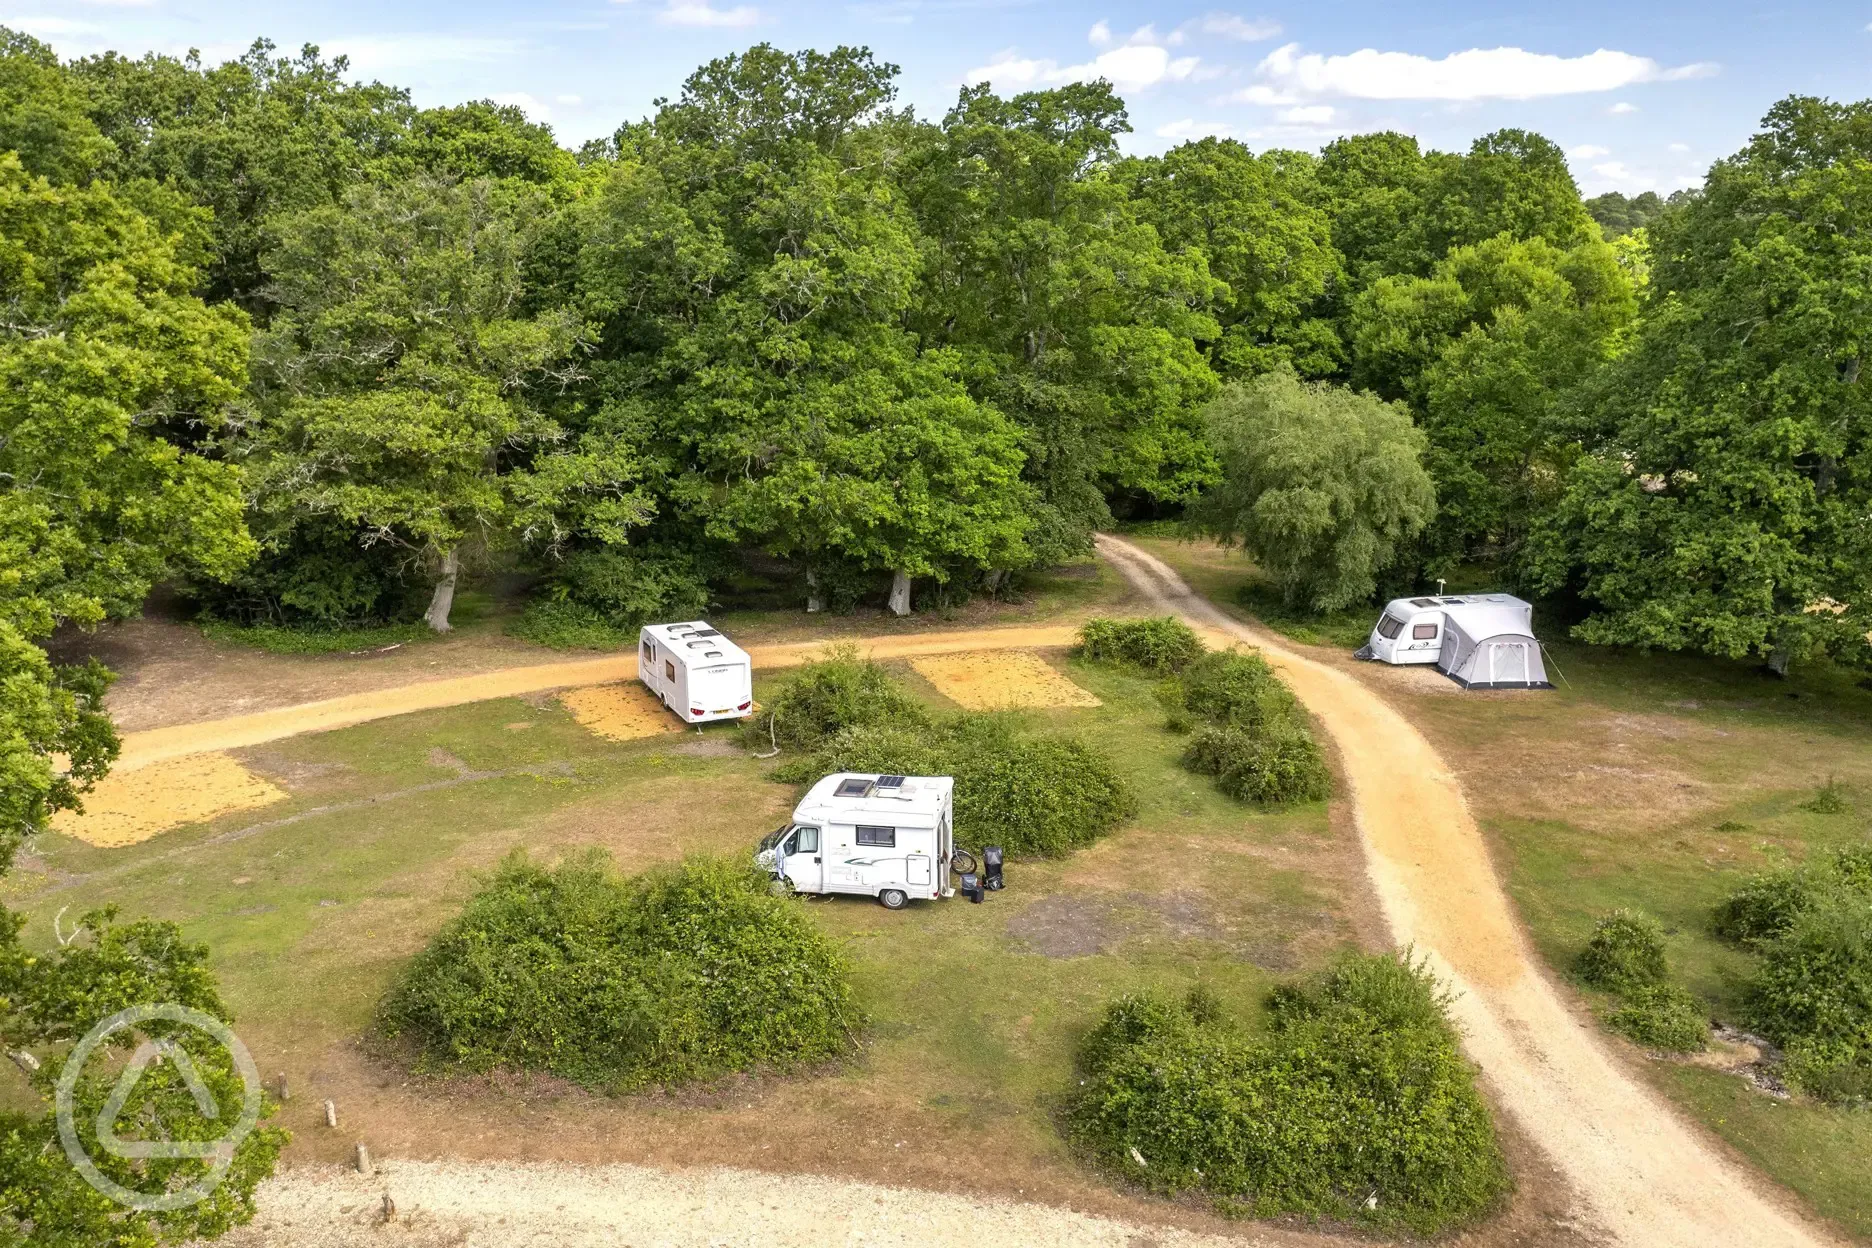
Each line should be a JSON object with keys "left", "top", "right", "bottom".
{"left": 781, "top": 825, "right": 822, "bottom": 893}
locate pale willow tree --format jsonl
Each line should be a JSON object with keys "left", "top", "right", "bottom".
{"left": 1193, "top": 367, "right": 1436, "bottom": 613}
{"left": 248, "top": 175, "right": 618, "bottom": 631}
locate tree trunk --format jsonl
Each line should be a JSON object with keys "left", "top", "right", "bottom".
{"left": 1766, "top": 646, "right": 1792, "bottom": 678}
{"left": 805, "top": 568, "right": 824, "bottom": 614}
{"left": 424, "top": 547, "right": 460, "bottom": 633}
{"left": 984, "top": 569, "right": 1008, "bottom": 595}
{"left": 887, "top": 570, "right": 912, "bottom": 617}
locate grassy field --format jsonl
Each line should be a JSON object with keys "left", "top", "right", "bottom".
{"left": 1134, "top": 535, "right": 1872, "bottom": 1240}
{"left": 7, "top": 644, "right": 1377, "bottom": 1229}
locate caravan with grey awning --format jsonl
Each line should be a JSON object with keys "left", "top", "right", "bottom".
{"left": 1356, "top": 594, "right": 1552, "bottom": 690}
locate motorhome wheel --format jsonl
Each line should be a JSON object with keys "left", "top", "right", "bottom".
{"left": 878, "top": 888, "right": 908, "bottom": 910}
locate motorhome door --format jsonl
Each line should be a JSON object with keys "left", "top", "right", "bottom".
{"left": 781, "top": 824, "right": 822, "bottom": 893}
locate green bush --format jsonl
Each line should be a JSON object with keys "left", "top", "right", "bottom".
{"left": 1075, "top": 616, "right": 1205, "bottom": 674}
{"left": 1575, "top": 909, "right": 1669, "bottom": 993}
{"left": 510, "top": 549, "right": 712, "bottom": 650}
{"left": 1607, "top": 985, "right": 1708, "bottom": 1052}
{"left": 752, "top": 644, "right": 930, "bottom": 752}
{"left": 1181, "top": 723, "right": 1331, "bottom": 805}
{"left": 1714, "top": 845, "right": 1872, "bottom": 946}
{"left": 1174, "top": 649, "right": 1296, "bottom": 729}
{"left": 1071, "top": 953, "right": 1510, "bottom": 1235}
{"left": 782, "top": 713, "right": 1136, "bottom": 857}
{"left": 1801, "top": 776, "right": 1851, "bottom": 815}
{"left": 378, "top": 851, "right": 859, "bottom": 1091}
{"left": 1746, "top": 893, "right": 1872, "bottom": 1103}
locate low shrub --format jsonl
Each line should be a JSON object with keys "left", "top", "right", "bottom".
{"left": 1746, "top": 892, "right": 1872, "bottom": 1103}
{"left": 1714, "top": 845, "right": 1872, "bottom": 946}
{"left": 781, "top": 713, "right": 1135, "bottom": 857}
{"left": 378, "top": 851, "right": 859, "bottom": 1091}
{"left": 1075, "top": 617, "right": 1205, "bottom": 674}
{"left": 1071, "top": 952, "right": 1510, "bottom": 1235}
{"left": 1607, "top": 985, "right": 1708, "bottom": 1052}
{"left": 1801, "top": 776, "right": 1851, "bottom": 815}
{"left": 1575, "top": 909, "right": 1669, "bottom": 994}
{"left": 1181, "top": 724, "right": 1330, "bottom": 805}
{"left": 1174, "top": 649, "right": 1296, "bottom": 730}
{"left": 752, "top": 644, "right": 929, "bottom": 752}
{"left": 509, "top": 549, "right": 712, "bottom": 651}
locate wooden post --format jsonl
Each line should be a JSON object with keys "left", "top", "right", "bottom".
{"left": 354, "top": 1142, "right": 373, "bottom": 1177}
{"left": 380, "top": 1193, "right": 397, "bottom": 1223}
{"left": 323, "top": 1099, "right": 337, "bottom": 1128}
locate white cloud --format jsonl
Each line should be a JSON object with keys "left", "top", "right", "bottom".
{"left": 1668, "top": 141, "right": 1689, "bottom": 153}
{"left": 1610, "top": 101, "right": 1639, "bottom": 114}
{"left": 1156, "top": 118, "right": 1239, "bottom": 140}
{"left": 1592, "top": 160, "right": 1631, "bottom": 180}
{"left": 322, "top": 34, "right": 527, "bottom": 75}
{"left": 1227, "top": 83, "right": 1299, "bottom": 106}
{"left": 1568, "top": 143, "right": 1610, "bottom": 160}
{"left": 1199, "top": 12, "right": 1281, "bottom": 41}
{"left": 1252, "top": 42, "right": 1718, "bottom": 102}
{"left": 1278, "top": 104, "right": 1334, "bottom": 124}
{"left": 966, "top": 40, "right": 1199, "bottom": 93}
{"left": 492, "top": 92, "right": 551, "bottom": 120}
{"left": 658, "top": 0, "right": 762, "bottom": 27}
{"left": 1088, "top": 19, "right": 1112, "bottom": 47}
{"left": 556, "top": 93, "right": 584, "bottom": 106}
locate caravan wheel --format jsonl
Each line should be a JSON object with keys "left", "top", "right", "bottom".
{"left": 878, "top": 888, "right": 908, "bottom": 911}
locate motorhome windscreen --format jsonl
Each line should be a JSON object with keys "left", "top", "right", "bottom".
{"left": 758, "top": 825, "right": 788, "bottom": 851}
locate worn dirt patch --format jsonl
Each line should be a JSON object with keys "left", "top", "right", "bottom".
{"left": 52, "top": 750, "right": 289, "bottom": 848}
{"left": 1004, "top": 893, "right": 1122, "bottom": 957}
{"left": 910, "top": 649, "right": 1100, "bottom": 711}
{"left": 557, "top": 682, "right": 685, "bottom": 742}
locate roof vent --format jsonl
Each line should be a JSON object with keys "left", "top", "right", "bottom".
{"left": 1438, "top": 597, "right": 1467, "bottom": 605}
{"left": 1410, "top": 597, "right": 1439, "bottom": 607}
{"left": 834, "top": 778, "right": 873, "bottom": 798}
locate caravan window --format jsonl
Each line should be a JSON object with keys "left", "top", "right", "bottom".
{"left": 642, "top": 641, "right": 655, "bottom": 663}
{"left": 855, "top": 826, "right": 896, "bottom": 847}
{"left": 1376, "top": 615, "right": 1405, "bottom": 639}
{"left": 1412, "top": 622, "right": 1439, "bottom": 640}
{"left": 664, "top": 659, "right": 676, "bottom": 680}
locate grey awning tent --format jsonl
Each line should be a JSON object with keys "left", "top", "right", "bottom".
{"left": 1437, "top": 618, "right": 1552, "bottom": 690}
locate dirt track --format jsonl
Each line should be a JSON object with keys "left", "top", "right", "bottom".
{"left": 1094, "top": 534, "right": 1834, "bottom": 1248}
{"left": 113, "top": 626, "right": 1081, "bottom": 772}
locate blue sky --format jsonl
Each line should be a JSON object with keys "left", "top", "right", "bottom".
{"left": 11, "top": 0, "right": 1872, "bottom": 194}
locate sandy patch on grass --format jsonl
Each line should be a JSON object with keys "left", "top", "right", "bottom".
{"left": 557, "top": 682, "right": 685, "bottom": 742}
{"left": 910, "top": 650, "right": 1099, "bottom": 710}
{"left": 52, "top": 751, "right": 287, "bottom": 847}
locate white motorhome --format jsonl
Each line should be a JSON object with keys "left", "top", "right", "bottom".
{"left": 637, "top": 621, "right": 754, "bottom": 724}
{"left": 757, "top": 772, "right": 956, "bottom": 910}
{"left": 1356, "top": 593, "right": 1553, "bottom": 690}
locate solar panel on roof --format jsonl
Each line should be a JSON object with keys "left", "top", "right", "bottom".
{"left": 876, "top": 774, "right": 907, "bottom": 788}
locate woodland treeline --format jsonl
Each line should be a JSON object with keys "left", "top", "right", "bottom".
{"left": 4, "top": 31, "right": 1872, "bottom": 796}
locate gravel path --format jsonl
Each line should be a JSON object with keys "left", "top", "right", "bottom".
{"left": 210, "top": 1159, "right": 1294, "bottom": 1248}
{"left": 1094, "top": 534, "right": 1835, "bottom": 1248}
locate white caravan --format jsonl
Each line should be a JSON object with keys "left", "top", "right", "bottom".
{"left": 757, "top": 772, "right": 956, "bottom": 910}
{"left": 637, "top": 621, "right": 754, "bottom": 724}
{"left": 1356, "top": 593, "right": 1552, "bottom": 690}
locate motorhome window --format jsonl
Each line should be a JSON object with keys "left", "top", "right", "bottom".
{"left": 1376, "top": 615, "right": 1405, "bottom": 639}
{"left": 1412, "top": 622, "right": 1439, "bottom": 640}
{"left": 788, "top": 826, "right": 819, "bottom": 854}
{"left": 834, "top": 778, "right": 873, "bottom": 798}
{"left": 663, "top": 660, "right": 675, "bottom": 680}
{"left": 856, "top": 826, "right": 896, "bottom": 847}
